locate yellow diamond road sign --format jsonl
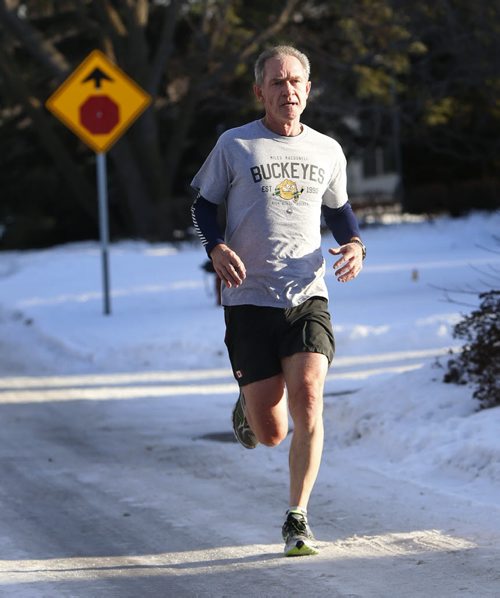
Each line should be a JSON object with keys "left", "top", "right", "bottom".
{"left": 46, "top": 50, "right": 151, "bottom": 153}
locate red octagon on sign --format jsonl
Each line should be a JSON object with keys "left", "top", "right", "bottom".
{"left": 79, "top": 95, "right": 119, "bottom": 134}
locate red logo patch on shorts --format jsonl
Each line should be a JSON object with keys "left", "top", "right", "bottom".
{"left": 235, "top": 370, "right": 243, "bottom": 379}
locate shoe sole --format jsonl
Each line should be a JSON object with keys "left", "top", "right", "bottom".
{"left": 284, "top": 539, "right": 319, "bottom": 557}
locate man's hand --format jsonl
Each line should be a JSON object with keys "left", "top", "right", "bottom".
{"left": 329, "top": 242, "right": 364, "bottom": 283}
{"left": 210, "top": 243, "right": 246, "bottom": 288}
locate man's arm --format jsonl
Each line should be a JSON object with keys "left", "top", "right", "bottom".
{"left": 322, "top": 202, "right": 366, "bottom": 283}
{"left": 321, "top": 202, "right": 360, "bottom": 245}
{"left": 191, "top": 194, "right": 225, "bottom": 255}
{"left": 191, "top": 194, "right": 246, "bottom": 288}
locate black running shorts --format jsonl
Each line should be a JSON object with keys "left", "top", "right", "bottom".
{"left": 224, "top": 297, "right": 335, "bottom": 387}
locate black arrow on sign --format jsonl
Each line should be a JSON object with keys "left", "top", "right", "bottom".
{"left": 82, "top": 67, "right": 114, "bottom": 89}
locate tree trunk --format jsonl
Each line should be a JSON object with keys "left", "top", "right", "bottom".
{"left": 0, "top": 47, "right": 96, "bottom": 222}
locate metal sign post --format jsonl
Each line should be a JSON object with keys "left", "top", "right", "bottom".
{"left": 96, "top": 153, "right": 111, "bottom": 315}
{"left": 45, "top": 50, "right": 151, "bottom": 315}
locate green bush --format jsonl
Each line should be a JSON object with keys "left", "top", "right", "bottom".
{"left": 444, "top": 290, "right": 500, "bottom": 410}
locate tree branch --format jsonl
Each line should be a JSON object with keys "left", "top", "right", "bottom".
{"left": 148, "top": 0, "right": 184, "bottom": 94}
{"left": 94, "top": 0, "right": 127, "bottom": 43}
{"left": 0, "top": 0, "right": 69, "bottom": 78}
{"left": 135, "top": 0, "right": 149, "bottom": 27}
{"left": 193, "top": 0, "right": 302, "bottom": 95}
{"left": 0, "top": 43, "right": 95, "bottom": 220}
{"left": 239, "top": 0, "right": 302, "bottom": 61}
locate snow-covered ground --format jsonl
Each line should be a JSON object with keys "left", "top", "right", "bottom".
{"left": 0, "top": 211, "right": 499, "bottom": 596}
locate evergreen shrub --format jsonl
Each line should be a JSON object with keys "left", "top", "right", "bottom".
{"left": 444, "top": 290, "right": 500, "bottom": 410}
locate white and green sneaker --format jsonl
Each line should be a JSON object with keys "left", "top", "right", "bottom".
{"left": 282, "top": 510, "right": 319, "bottom": 556}
{"left": 231, "top": 390, "right": 259, "bottom": 449}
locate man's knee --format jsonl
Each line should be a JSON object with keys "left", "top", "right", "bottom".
{"left": 256, "top": 423, "right": 288, "bottom": 447}
{"left": 289, "top": 388, "right": 323, "bottom": 430}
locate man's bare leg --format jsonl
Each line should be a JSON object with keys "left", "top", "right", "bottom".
{"left": 281, "top": 352, "right": 328, "bottom": 510}
{"left": 240, "top": 352, "right": 328, "bottom": 505}
{"left": 241, "top": 374, "right": 288, "bottom": 447}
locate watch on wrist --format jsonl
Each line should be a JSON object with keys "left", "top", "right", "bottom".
{"left": 350, "top": 238, "right": 366, "bottom": 260}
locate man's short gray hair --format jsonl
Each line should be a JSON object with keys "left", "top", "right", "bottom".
{"left": 254, "top": 45, "right": 310, "bottom": 86}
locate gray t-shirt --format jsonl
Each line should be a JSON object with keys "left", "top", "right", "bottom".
{"left": 191, "top": 119, "right": 348, "bottom": 307}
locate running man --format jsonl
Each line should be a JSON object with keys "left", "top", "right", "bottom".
{"left": 191, "top": 45, "right": 365, "bottom": 556}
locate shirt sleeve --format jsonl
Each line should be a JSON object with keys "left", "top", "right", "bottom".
{"left": 190, "top": 134, "right": 232, "bottom": 205}
{"left": 322, "top": 141, "right": 349, "bottom": 209}
{"left": 191, "top": 194, "right": 225, "bottom": 256}
{"left": 322, "top": 202, "right": 361, "bottom": 245}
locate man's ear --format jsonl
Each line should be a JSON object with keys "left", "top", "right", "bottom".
{"left": 305, "top": 80, "right": 311, "bottom": 98}
{"left": 253, "top": 84, "right": 263, "bottom": 102}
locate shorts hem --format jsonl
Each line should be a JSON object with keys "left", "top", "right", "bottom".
{"left": 280, "top": 347, "right": 334, "bottom": 366}
{"left": 234, "top": 367, "right": 282, "bottom": 388}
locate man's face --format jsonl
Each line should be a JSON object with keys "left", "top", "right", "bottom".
{"left": 254, "top": 55, "right": 311, "bottom": 127}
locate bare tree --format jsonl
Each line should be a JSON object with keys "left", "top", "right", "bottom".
{"left": 0, "top": 0, "right": 302, "bottom": 239}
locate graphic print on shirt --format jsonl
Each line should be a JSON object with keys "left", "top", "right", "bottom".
{"left": 273, "top": 179, "right": 304, "bottom": 203}
{"left": 249, "top": 161, "right": 325, "bottom": 184}
{"left": 250, "top": 158, "right": 324, "bottom": 213}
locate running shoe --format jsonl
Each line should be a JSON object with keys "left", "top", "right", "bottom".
{"left": 282, "top": 510, "right": 319, "bottom": 556}
{"left": 231, "top": 390, "right": 258, "bottom": 449}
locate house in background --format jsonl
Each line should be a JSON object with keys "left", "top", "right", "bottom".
{"left": 347, "top": 145, "right": 400, "bottom": 206}
{"left": 339, "top": 114, "right": 402, "bottom": 215}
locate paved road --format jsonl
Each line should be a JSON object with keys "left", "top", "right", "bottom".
{"left": 0, "top": 361, "right": 499, "bottom": 598}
